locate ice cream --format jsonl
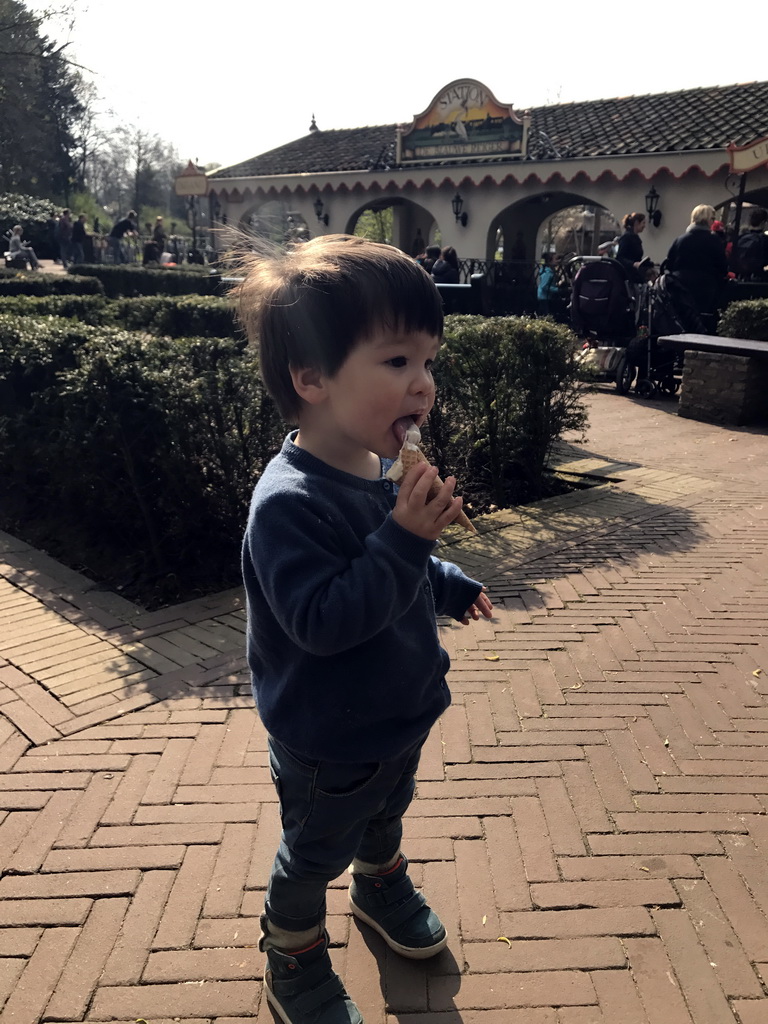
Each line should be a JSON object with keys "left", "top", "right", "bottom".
{"left": 386, "top": 423, "right": 476, "bottom": 534}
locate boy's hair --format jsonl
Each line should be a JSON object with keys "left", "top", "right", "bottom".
{"left": 231, "top": 234, "right": 444, "bottom": 421}
{"left": 748, "top": 208, "right": 767, "bottom": 228}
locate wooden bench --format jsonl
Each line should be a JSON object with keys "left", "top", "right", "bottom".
{"left": 658, "top": 333, "right": 768, "bottom": 426}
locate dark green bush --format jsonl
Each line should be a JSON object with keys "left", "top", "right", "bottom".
{"left": 0, "top": 294, "right": 235, "bottom": 337}
{"left": 68, "top": 264, "right": 222, "bottom": 298}
{"left": 0, "top": 273, "right": 104, "bottom": 296}
{"left": 718, "top": 299, "right": 768, "bottom": 342}
{"left": 429, "top": 315, "right": 589, "bottom": 508}
{"left": 0, "top": 294, "right": 109, "bottom": 324}
{"left": 109, "top": 295, "right": 236, "bottom": 337}
{"left": 0, "top": 315, "right": 283, "bottom": 606}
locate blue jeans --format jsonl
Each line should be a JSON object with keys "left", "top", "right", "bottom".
{"left": 265, "top": 733, "right": 426, "bottom": 932}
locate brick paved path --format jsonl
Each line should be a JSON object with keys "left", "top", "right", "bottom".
{"left": 1, "top": 390, "right": 768, "bottom": 1024}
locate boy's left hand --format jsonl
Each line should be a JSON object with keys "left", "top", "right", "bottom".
{"left": 459, "top": 588, "right": 494, "bottom": 625}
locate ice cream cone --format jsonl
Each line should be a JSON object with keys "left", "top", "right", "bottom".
{"left": 396, "top": 445, "right": 476, "bottom": 534}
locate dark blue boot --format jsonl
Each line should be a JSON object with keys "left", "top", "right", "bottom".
{"left": 263, "top": 923, "right": 362, "bottom": 1024}
{"left": 349, "top": 855, "right": 447, "bottom": 959}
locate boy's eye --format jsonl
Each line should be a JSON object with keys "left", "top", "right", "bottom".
{"left": 387, "top": 356, "right": 407, "bottom": 368}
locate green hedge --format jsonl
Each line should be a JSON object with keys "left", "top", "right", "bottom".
{"left": 0, "top": 294, "right": 109, "bottom": 324}
{"left": 0, "top": 294, "right": 236, "bottom": 337}
{"left": 0, "top": 314, "right": 283, "bottom": 606}
{"left": 1, "top": 311, "right": 589, "bottom": 606}
{"left": 430, "top": 315, "right": 589, "bottom": 507}
{"left": 718, "top": 299, "right": 768, "bottom": 342}
{"left": 109, "top": 295, "right": 236, "bottom": 337}
{"left": 68, "top": 264, "right": 222, "bottom": 298}
{"left": 0, "top": 273, "right": 104, "bottom": 296}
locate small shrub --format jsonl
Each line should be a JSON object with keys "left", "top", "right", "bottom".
{"left": 429, "top": 314, "right": 590, "bottom": 509}
{"left": 0, "top": 273, "right": 104, "bottom": 296}
{"left": 0, "top": 314, "right": 283, "bottom": 606}
{"left": 718, "top": 299, "right": 768, "bottom": 342}
{"left": 67, "top": 264, "right": 222, "bottom": 298}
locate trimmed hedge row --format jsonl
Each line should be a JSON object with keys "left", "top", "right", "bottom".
{"left": 1, "top": 312, "right": 589, "bottom": 606}
{"left": 68, "top": 264, "right": 222, "bottom": 298}
{"left": 0, "top": 294, "right": 236, "bottom": 337}
{"left": 0, "top": 273, "right": 104, "bottom": 296}
{"left": 718, "top": 299, "right": 768, "bottom": 342}
{"left": 0, "top": 313, "right": 283, "bottom": 605}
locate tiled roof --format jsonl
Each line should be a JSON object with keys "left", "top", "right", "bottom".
{"left": 210, "top": 80, "right": 768, "bottom": 180}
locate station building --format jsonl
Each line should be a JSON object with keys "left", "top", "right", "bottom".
{"left": 207, "top": 78, "right": 768, "bottom": 268}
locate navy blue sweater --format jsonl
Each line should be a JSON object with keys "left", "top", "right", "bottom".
{"left": 242, "top": 433, "right": 482, "bottom": 762}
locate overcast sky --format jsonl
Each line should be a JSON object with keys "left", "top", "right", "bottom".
{"left": 29, "top": 0, "right": 768, "bottom": 170}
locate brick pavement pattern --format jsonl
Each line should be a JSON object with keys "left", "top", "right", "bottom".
{"left": 1, "top": 390, "right": 768, "bottom": 1023}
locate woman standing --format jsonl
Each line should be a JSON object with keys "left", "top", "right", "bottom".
{"left": 665, "top": 205, "right": 728, "bottom": 328}
{"left": 616, "top": 212, "right": 647, "bottom": 281}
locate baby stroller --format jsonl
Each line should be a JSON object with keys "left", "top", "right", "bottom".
{"left": 569, "top": 256, "right": 636, "bottom": 390}
{"left": 622, "top": 273, "right": 704, "bottom": 397}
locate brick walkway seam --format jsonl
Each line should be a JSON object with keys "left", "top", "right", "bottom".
{"left": 1, "top": 391, "right": 767, "bottom": 1023}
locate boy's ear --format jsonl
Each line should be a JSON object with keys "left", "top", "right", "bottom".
{"left": 289, "top": 365, "right": 327, "bottom": 405}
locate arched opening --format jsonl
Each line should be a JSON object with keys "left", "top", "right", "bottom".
{"left": 347, "top": 198, "right": 438, "bottom": 256}
{"left": 485, "top": 193, "right": 621, "bottom": 317}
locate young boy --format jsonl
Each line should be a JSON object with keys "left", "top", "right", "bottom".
{"left": 236, "top": 235, "right": 493, "bottom": 1024}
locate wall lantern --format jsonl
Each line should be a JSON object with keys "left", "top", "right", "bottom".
{"left": 313, "top": 197, "right": 329, "bottom": 225}
{"left": 451, "top": 192, "right": 468, "bottom": 227}
{"left": 645, "top": 186, "right": 662, "bottom": 227}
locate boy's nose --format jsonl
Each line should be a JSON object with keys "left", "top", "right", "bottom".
{"left": 410, "top": 368, "right": 434, "bottom": 395}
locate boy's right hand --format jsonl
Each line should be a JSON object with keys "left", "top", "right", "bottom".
{"left": 392, "top": 461, "right": 464, "bottom": 541}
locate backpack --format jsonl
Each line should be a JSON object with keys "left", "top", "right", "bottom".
{"left": 570, "top": 260, "right": 635, "bottom": 340}
{"left": 736, "top": 231, "right": 767, "bottom": 276}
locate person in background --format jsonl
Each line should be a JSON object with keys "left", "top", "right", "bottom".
{"left": 108, "top": 210, "right": 138, "bottom": 264}
{"left": 71, "top": 214, "right": 87, "bottom": 265}
{"left": 665, "top": 204, "right": 728, "bottom": 329}
{"left": 56, "top": 208, "right": 74, "bottom": 268}
{"left": 734, "top": 208, "right": 768, "bottom": 281}
{"left": 416, "top": 244, "right": 441, "bottom": 275}
{"left": 153, "top": 216, "right": 167, "bottom": 254}
{"left": 536, "top": 252, "right": 559, "bottom": 315}
{"left": 616, "top": 212, "right": 648, "bottom": 281}
{"left": 431, "top": 245, "right": 460, "bottom": 284}
{"left": 8, "top": 224, "right": 40, "bottom": 269}
{"left": 46, "top": 210, "right": 59, "bottom": 262}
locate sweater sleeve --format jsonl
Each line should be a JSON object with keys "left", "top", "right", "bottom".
{"left": 245, "top": 491, "right": 438, "bottom": 657}
{"left": 427, "top": 556, "right": 483, "bottom": 620}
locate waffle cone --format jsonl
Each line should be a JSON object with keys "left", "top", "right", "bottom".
{"left": 398, "top": 445, "right": 476, "bottom": 534}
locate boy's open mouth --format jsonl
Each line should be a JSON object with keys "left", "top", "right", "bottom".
{"left": 392, "top": 416, "right": 423, "bottom": 445}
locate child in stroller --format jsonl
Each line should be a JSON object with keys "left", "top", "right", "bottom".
{"left": 569, "top": 255, "right": 701, "bottom": 397}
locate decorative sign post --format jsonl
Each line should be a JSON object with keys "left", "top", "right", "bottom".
{"left": 174, "top": 160, "right": 208, "bottom": 256}
{"left": 726, "top": 136, "right": 768, "bottom": 238}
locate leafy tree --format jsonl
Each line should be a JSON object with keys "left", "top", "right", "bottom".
{"left": 354, "top": 206, "right": 393, "bottom": 244}
{"left": 0, "top": 0, "right": 83, "bottom": 199}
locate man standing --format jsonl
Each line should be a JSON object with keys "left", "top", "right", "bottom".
{"left": 108, "top": 210, "right": 138, "bottom": 264}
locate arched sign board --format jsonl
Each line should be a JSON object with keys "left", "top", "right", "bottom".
{"left": 175, "top": 160, "right": 209, "bottom": 197}
{"left": 398, "top": 79, "right": 528, "bottom": 164}
{"left": 727, "top": 136, "right": 768, "bottom": 174}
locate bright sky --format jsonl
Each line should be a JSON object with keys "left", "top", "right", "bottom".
{"left": 29, "top": 0, "right": 768, "bottom": 171}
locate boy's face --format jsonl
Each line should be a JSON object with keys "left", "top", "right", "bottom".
{"left": 316, "top": 329, "right": 439, "bottom": 461}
